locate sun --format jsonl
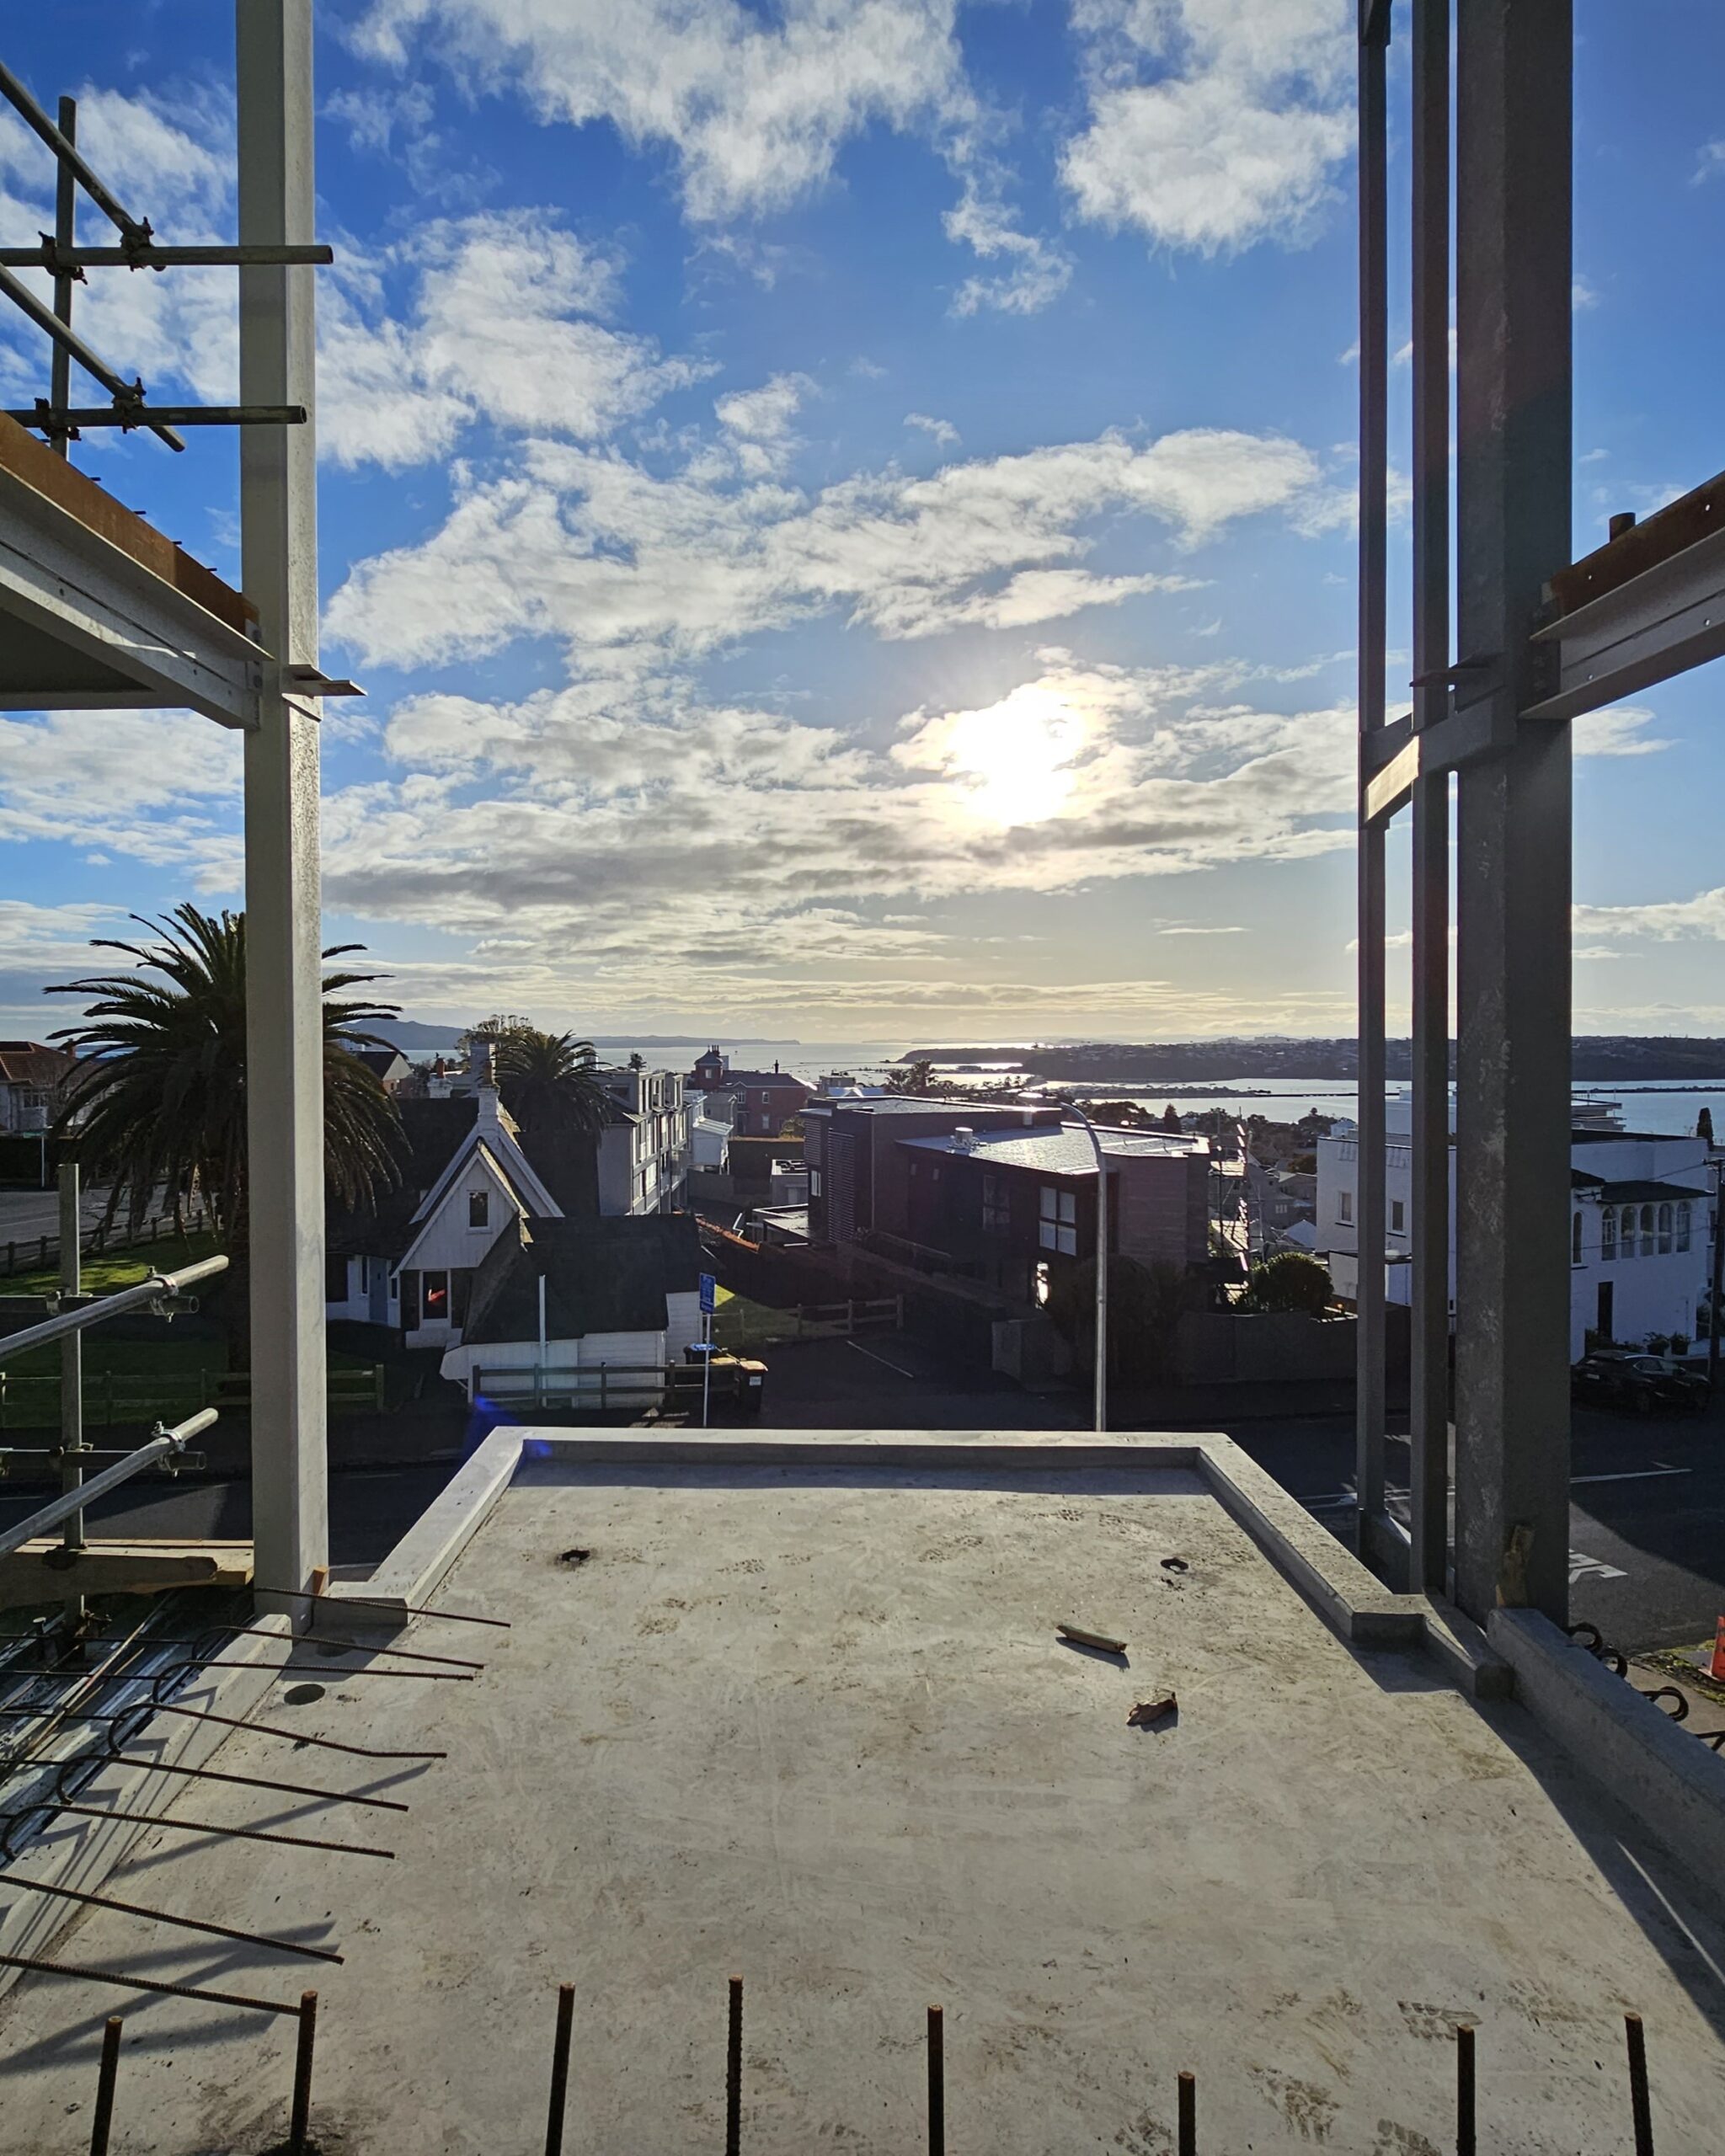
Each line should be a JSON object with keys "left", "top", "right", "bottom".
{"left": 942, "top": 684, "right": 1085, "bottom": 827}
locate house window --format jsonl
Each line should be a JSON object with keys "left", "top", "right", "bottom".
{"left": 399, "top": 1270, "right": 420, "bottom": 1327}
{"left": 325, "top": 1251, "right": 348, "bottom": 1302}
{"left": 809, "top": 1167, "right": 822, "bottom": 1198}
{"left": 1641, "top": 1203, "right": 1655, "bottom": 1257}
{"left": 468, "top": 1189, "right": 489, "bottom": 1230}
{"left": 1621, "top": 1205, "right": 1637, "bottom": 1258}
{"left": 421, "top": 1270, "right": 450, "bottom": 1326}
{"left": 1678, "top": 1201, "right": 1691, "bottom": 1253}
{"left": 1572, "top": 1211, "right": 1583, "bottom": 1266}
{"left": 450, "top": 1268, "right": 473, "bottom": 1329}
{"left": 1658, "top": 1202, "right": 1673, "bottom": 1255}
{"left": 760, "top": 1114, "right": 771, "bottom": 1132}
{"left": 1033, "top": 1259, "right": 1051, "bottom": 1306}
{"left": 1602, "top": 1209, "right": 1616, "bottom": 1260}
{"left": 1338, "top": 1191, "right": 1354, "bottom": 1225}
{"left": 1390, "top": 1199, "right": 1405, "bottom": 1234}
{"left": 981, "top": 1172, "right": 1011, "bottom": 1235}
{"left": 1039, "top": 1184, "right": 1078, "bottom": 1257}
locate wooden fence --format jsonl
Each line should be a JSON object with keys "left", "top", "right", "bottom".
{"left": 712, "top": 1294, "right": 902, "bottom": 1348}
{"left": 0, "top": 1364, "right": 386, "bottom": 1431}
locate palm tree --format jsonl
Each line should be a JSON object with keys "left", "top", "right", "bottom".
{"left": 886, "top": 1057, "right": 935, "bottom": 1096}
{"left": 466, "top": 1017, "right": 611, "bottom": 1212}
{"left": 46, "top": 905, "right": 404, "bottom": 1357}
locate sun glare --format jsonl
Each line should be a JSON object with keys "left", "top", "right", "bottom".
{"left": 943, "top": 685, "right": 1084, "bottom": 827}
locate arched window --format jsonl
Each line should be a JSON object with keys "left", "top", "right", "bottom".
{"left": 1641, "top": 1204, "right": 1656, "bottom": 1257}
{"left": 1658, "top": 1202, "right": 1674, "bottom": 1254}
{"left": 1621, "top": 1205, "right": 1638, "bottom": 1257}
{"left": 1678, "top": 1202, "right": 1691, "bottom": 1253}
{"left": 1572, "top": 1211, "right": 1583, "bottom": 1265}
{"left": 1602, "top": 1208, "right": 1616, "bottom": 1259}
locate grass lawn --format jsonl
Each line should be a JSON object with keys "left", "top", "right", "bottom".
{"left": 6, "top": 1229, "right": 225, "bottom": 1301}
{"left": 3, "top": 1227, "right": 381, "bottom": 1424}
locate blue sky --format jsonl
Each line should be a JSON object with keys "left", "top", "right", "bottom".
{"left": 4, "top": 1, "right": 1725, "bottom": 1049}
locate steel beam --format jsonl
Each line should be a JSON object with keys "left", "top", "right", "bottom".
{"left": 1354, "top": 0, "right": 1391, "bottom": 1555}
{"left": 1451, "top": 0, "right": 1573, "bottom": 1625}
{"left": 238, "top": 0, "right": 328, "bottom": 1609}
{"left": 1364, "top": 704, "right": 1506, "bottom": 825}
{"left": 0, "top": 463, "right": 264, "bottom": 723}
{"left": 1526, "top": 518, "right": 1725, "bottom": 723}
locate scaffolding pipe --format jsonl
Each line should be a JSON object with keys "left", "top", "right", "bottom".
{"left": 0, "top": 264, "right": 183, "bottom": 449}
{"left": 0, "top": 1410, "right": 216, "bottom": 1561}
{"left": 0, "top": 61, "right": 147, "bottom": 243}
{"left": 0, "top": 243, "right": 334, "bottom": 269}
{"left": 7, "top": 403, "right": 307, "bottom": 430}
{"left": 0, "top": 1255, "right": 227, "bottom": 1358}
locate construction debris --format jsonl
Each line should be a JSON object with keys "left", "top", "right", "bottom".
{"left": 1057, "top": 1623, "right": 1127, "bottom": 1657}
{"left": 1127, "top": 1694, "right": 1178, "bottom": 1729}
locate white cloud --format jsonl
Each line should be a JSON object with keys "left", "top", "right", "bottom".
{"left": 1692, "top": 140, "right": 1725, "bottom": 185}
{"left": 0, "top": 711, "right": 242, "bottom": 882}
{"left": 313, "top": 653, "right": 1358, "bottom": 1024}
{"left": 905, "top": 412, "right": 959, "bottom": 449}
{"left": 354, "top": 0, "right": 974, "bottom": 220}
{"left": 1573, "top": 888, "right": 1725, "bottom": 945}
{"left": 348, "top": 2, "right": 1067, "bottom": 309}
{"left": 1572, "top": 704, "right": 1672, "bottom": 759}
{"left": 1061, "top": 0, "right": 1353, "bottom": 255}
{"left": 324, "top": 423, "right": 1325, "bottom": 670}
{"left": 943, "top": 186, "right": 1072, "bottom": 316}
{"left": 321, "top": 212, "right": 709, "bottom": 470}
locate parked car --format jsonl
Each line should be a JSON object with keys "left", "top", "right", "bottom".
{"left": 1571, "top": 1352, "right": 1708, "bottom": 1415}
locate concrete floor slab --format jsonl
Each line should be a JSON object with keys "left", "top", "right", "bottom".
{"left": 2, "top": 1463, "right": 1723, "bottom": 2153}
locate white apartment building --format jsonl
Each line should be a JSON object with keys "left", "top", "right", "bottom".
{"left": 596, "top": 1065, "right": 692, "bottom": 1216}
{"left": 1319, "top": 1098, "right": 1714, "bottom": 1360}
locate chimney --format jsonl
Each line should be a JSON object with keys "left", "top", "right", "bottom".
{"left": 469, "top": 1038, "right": 496, "bottom": 1090}
{"left": 953, "top": 1126, "right": 975, "bottom": 1152}
{"left": 774, "top": 1059, "right": 780, "bottom": 1075}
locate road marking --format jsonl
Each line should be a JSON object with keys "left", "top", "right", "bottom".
{"left": 846, "top": 1337, "right": 918, "bottom": 1379}
{"left": 1571, "top": 1467, "right": 1692, "bottom": 1485}
{"left": 1569, "top": 1550, "right": 1628, "bottom": 1584}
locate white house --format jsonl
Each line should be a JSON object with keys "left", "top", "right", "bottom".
{"left": 439, "top": 1212, "right": 705, "bottom": 1403}
{"left": 325, "top": 1076, "right": 561, "bottom": 1353}
{"left": 1318, "top": 1098, "right": 1714, "bottom": 1359}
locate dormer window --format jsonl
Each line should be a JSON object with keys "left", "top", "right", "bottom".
{"left": 469, "top": 1190, "right": 489, "bottom": 1230}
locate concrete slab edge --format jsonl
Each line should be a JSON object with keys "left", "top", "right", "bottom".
{"left": 1488, "top": 1607, "right": 1725, "bottom": 1868}
{"left": 0, "top": 1614, "right": 293, "bottom": 2000}
{"left": 319, "top": 1427, "right": 524, "bottom": 1632}
{"left": 320, "top": 1425, "right": 1511, "bottom": 1705}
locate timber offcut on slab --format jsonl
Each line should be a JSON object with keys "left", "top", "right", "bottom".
{"left": 0, "top": 1538, "right": 254, "bottom": 1609}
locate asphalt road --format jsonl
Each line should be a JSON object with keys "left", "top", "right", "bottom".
{"left": 0, "top": 1460, "right": 460, "bottom": 1570}
{"left": 1223, "top": 1410, "right": 1725, "bottom": 1653}
{"left": 0, "top": 1181, "right": 115, "bottom": 1247}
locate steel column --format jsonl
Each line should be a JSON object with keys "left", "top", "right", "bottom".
{"left": 1451, "top": 0, "right": 1573, "bottom": 1624}
{"left": 1407, "top": 0, "right": 1453, "bottom": 1594}
{"left": 56, "top": 1163, "right": 87, "bottom": 1577}
{"left": 1354, "top": 0, "right": 1391, "bottom": 1553}
{"left": 238, "top": 0, "right": 328, "bottom": 1609}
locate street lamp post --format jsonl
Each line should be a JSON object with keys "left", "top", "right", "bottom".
{"left": 1018, "top": 1091, "right": 1108, "bottom": 1431}
{"left": 1067, "top": 1102, "right": 1109, "bottom": 1433}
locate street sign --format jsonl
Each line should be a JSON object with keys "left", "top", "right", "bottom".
{"left": 699, "top": 1272, "right": 717, "bottom": 1314}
